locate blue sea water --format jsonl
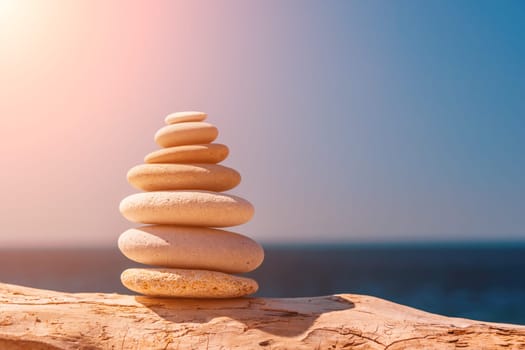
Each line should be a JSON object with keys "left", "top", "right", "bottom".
{"left": 0, "top": 243, "right": 524, "bottom": 325}
{"left": 248, "top": 243, "right": 525, "bottom": 325}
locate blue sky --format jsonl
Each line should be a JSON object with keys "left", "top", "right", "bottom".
{"left": 0, "top": 0, "right": 523, "bottom": 246}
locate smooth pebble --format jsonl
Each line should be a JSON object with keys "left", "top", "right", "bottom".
{"left": 121, "top": 268, "right": 258, "bottom": 298}
{"left": 118, "top": 225, "right": 264, "bottom": 273}
{"left": 155, "top": 122, "right": 218, "bottom": 148}
{"left": 165, "top": 111, "right": 207, "bottom": 125}
{"left": 144, "top": 144, "right": 229, "bottom": 164}
{"left": 119, "top": 191, "right": 254, "bottom": 227}
{"left": 127, "top": 164, "right": 240, "bottom": 192}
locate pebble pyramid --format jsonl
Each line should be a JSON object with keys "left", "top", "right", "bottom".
{"left": 118, "top": 111, "right": 264, "bottom": 298}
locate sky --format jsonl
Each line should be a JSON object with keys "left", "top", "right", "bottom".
{"left": 0, "top": 0, "right": 524, "bottom": 247}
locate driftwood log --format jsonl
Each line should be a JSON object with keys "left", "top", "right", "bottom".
{"left": 0, "top": 282, "right": 524, "bottom": 349}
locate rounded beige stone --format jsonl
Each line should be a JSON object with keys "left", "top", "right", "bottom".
{"left": 119, "top": 191, "right": 254, "bottom": 227}
{"left": 165, "top": 111, "right": 207, "bottom": 125}
{"left": 118, "top": 225, "right": 264, "bottom": 273}
{"left": 127, "top": 164, "right": 241, "bottom": 192}
{"left": 121, "top": 268, "right": 258, "bottom": 298}
{"left": 155, "top": 122, "right": 218, "bottom": 148}
{"left": 144, "top": 143, "right": 229, "bottom": 164}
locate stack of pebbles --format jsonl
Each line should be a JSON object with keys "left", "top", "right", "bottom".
{"left": 118, "top": 111, "right": 264, "bottom": 298}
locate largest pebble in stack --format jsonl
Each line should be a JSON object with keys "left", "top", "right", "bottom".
{"left": 118, "top": 111, "right": 264, "bottom": 298}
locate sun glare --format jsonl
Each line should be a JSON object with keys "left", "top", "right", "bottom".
{"left": 0, "top": 0, "right": 21, "bottom": 23}
{"left": 0, "top": 0, "right": 32, "bottom": 43}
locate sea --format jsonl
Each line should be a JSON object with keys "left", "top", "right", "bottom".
{"left": 1, "top": 243, "right": 524, "bottom": 325}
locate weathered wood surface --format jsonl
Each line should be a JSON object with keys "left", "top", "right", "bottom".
{"left": 0, "top": 282, "right": 524, "bottom": 349}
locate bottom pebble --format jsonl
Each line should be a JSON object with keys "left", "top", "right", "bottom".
{"left": 121, "top": 268, "right": 258, "bottom": 298}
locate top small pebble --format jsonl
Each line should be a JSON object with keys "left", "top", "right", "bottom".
{"left": 165, "top": 111, "right": 207, "bottom": 125}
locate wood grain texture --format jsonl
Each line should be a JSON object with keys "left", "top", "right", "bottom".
{"left": 0, "top": 282, "right": 524, "bottom": 349}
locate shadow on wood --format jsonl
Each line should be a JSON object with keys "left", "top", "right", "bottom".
{"left": 137, "top": 294, "right": 354, "bottom": 337}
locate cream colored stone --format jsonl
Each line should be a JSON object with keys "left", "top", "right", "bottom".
{"left": 144, "top": 143, "right": 229, "bottom": 164}
{"left": 118, "top": 226, "right": 264, "bottom": 273}
{"left": 155, "top": 122, "right": 218, "bottom": 148}
{"left": 121, "top": 268, "right": 258, "bottom": 298}
{"left": 165, "top": 111, "right": 207, "bottom": 125}
{"left": 127, "top": 164, "right": 240, "bottom": 192}
{"left": 119, "top": 191, "right": 254, "bottom": 227}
